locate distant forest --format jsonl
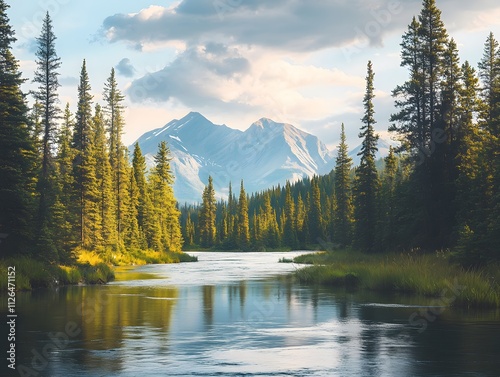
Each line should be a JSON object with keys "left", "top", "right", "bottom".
{"left": 0, "top": 0, "right": 498, "bottom": 267}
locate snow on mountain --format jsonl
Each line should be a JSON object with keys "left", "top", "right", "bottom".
{"left": 130, "top": 112, "right": 394, "bottom": 203}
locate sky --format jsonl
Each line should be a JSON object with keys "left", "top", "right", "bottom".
{"left": 6, "top": 0, "right": 500, "bottom": 149}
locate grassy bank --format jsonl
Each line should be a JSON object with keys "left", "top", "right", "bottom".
{"left": 0, "top": 257, "right": 115, "bottom": 291}
{"left": 77, "top": 247, "right": 198, "bottom": 266}
{"left": 292, "top": 250, "right": 500, "bottom": 309}
{"left": 0, "top": 249, "right": 198, "bottom": 292}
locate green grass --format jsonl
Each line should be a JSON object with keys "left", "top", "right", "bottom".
{"left": 0, "top": 257, "right": 116, "bottom": 291}
{"left": 77, "top": 247, "right": 198, "bottom": 266}
{"left": 0, "top": 246, "right": 197, "bottom": 292}
{"left": 293, "top": 250, "right": 500, "bottom": 308}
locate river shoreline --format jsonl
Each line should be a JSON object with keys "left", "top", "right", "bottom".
{"left": 291, "top": 250, "right": 500, "bottom": 309}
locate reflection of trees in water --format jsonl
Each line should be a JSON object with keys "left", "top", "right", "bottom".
{"left": 12, "top": 285, "right": 179, "bottom": 374}
{"left": 202, "top": 285, "right": 215, "bottom": 326}
{"left": 80, "top": 285, "right": 177, "bottom": 371}
{"left": 239, "top": 281, "right": 246, "bottom": 310}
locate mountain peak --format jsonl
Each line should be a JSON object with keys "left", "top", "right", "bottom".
{"left": 252, "top": 117, "right": 284, "bottom": 130}
{"left": 181, "top": 111, "right": 207, "bottom": 122}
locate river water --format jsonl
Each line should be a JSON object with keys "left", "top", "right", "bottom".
{"left": 2, "top": 252, "right": 500, "bottom": 377}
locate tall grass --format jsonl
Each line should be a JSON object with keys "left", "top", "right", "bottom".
{"left": 76, "top": 247, "right": 198, "bottom": 266}
{"left": 293, "top": 250, "right": 500, "bottom": 308}
{"left": 0, "top": 256, "right": 116, "bottom": 291}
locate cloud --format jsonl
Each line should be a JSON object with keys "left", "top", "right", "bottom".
{"left": 101, "top": 0, "right": 500, "bottom": 53}
{"left": 101, "top": 1, "right": 418, "bottom": 52}
{"left": 125, "top": 40, "right": 365, "bottom": 132}
{"left": 116, "top": 58, "right": 136, "bottom": 77}
{"left": 127, "top": 43, "right": 251, "bottom": 108}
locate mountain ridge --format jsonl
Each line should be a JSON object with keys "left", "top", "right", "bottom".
{"left": 130, "top": 112, "right": 394, "bottom": 203}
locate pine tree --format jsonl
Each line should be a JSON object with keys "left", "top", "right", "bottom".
{"left": 295, "top": 193, "right": 307, "bottom": 247}
{"left": 131, "top": 143, "right": 152, "bottom": 249}
{"left": 150, "top": 141, "right": 183, "bottom": 252}
{"left": 183, "top": 211, "right": 195, "bottom": 247}
{"left": 455, "top": 35, "right": 500, "bottom": 264}
{"left": 32, "top": 12, "right": 61, "bottom": 258}
{"left": 122, "top": 168, "right": 140, "bottom": 249}
{"left": 391, "top": 0, "right": 451, "bottom": 249}
{"left": 377, "top": 147, "right": 399, "bottom": 250}
{"left": 237, "top": 180, "right": 250, "bottom": 249}
{"left": 227, "top": 182, "right": 237, "bottom": 244}
{"left": 92, "top": 104, "right": 117, "bottom": 248}
{"left": 199, "top": 176, "right": 217, "bottom": 247}
{"left": 72, "top": 60, "right": 102, "bottom": 249}
{"left": 132, "top": 142, "right": 147, "bottom": 229}
{"left": 258, "top": 192, "right": 280, "bottom": 248}
{"left": 309, "top": 177, "right": 324, "bottom": 244}
{"left": 52, "top": 103, "right": 78, "bottom": 260}
{"left": 478, "top": 32, "right": 500, "bottom": 137}
{"left": 437, "top": 38, "right": 463, "bottom": 242}
{"left": 333, "top": 123, "right": 354, "bottom": 247}
{"left": 354, "top": 61, "right": 380, "bottom": 252}
{"left": 103, "top": 68, "right": 128, "bottom": 242}
{"left": 283, "top": 181, "right": 298, "bottom": 248}
{"left": 390, "top": 17, "right": 425, "bottom": 153}
{"left": 0, "top": 0, "right": 36, "bottom": 255}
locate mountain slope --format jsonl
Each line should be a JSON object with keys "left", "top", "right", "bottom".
{"left": 130, "top": 112, "right": 394, "bottom": 203}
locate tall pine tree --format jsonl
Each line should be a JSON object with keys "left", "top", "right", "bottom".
{"left": 333, "top": 123, "right": 354, "bottom": 247}
{"left": 237, "top": 180, "right": 250, "bottom": 249}
{"left": 103, "top": 68, "right": 128, "bottom": 243}
{"left": 32, "top": 12, "right": 61, "bottom": 258}
{"left": 354, "top": 61, "right": 379, "bottom": 252}
{"left": 199, "top": 176, "right": 217, "bottom": 248}
{"left": 0, "top": 0, "right": 36, "bottom": 256}
{"left": 150, "top": 141, "right": 183, "bottom": 252}
{"left": 92, "top": 104, "right": 117, "bottom": 248}
{"left": 72, "top": 60, "right": 101, "bottom": 248}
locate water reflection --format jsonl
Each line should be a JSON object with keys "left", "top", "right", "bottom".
{"left": 1, "top": 252, "right": 499, "bottom": 377}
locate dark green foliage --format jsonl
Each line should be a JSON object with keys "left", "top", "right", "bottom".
{"left": 0, "top": 1, "right": 36, "bottom": 256}
{"left": 103, "top": 68, "right": 128, "bottom": 243}
{"left": 354, "top": 61, "right": 379, "bottom": 252}
{"left": 199, "top": 176, "right": 217, "bottom": 247}
{"left": 334, "top": 124, "right": 353, "bottom": 247}
{"left": 237, "top": 180, "right": 250, "bottom": 248}
{"left": 149, "top": 141, "right": 183, "bottom": 252}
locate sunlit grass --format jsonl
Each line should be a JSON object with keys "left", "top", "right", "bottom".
{"left": 293, "top": 250, "right": 500, "bottom": 308}
{"left": 76, "top": 247, "right": 198, "bottom": 266}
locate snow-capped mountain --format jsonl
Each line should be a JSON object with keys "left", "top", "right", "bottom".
{"left": 130, "top": 112, "right": 393, "bottom": 203}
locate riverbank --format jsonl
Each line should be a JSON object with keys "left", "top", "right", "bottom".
{"left": 292, "top": 250, "right": 500, "bottom": 308}
{"left": 0, "top": 258, "right": 115, "bottom": 291}
{"left": 0, "top": 249, "right": 198, "bottom": 291}
{"left": 77, "top": 248, "right": 198, "bottom": 266}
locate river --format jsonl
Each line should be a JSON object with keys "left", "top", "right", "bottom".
{"left": 2, "top": 251, "right": 500, "bottom": 376}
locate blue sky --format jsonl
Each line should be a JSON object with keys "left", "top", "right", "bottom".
{"left": 6, "top": 0, "right": 500, "bottom": 149}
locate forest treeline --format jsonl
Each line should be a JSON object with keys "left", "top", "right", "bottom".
{"left": 1, "top": 0, "right": 498, "bottom": 267}
{"left": 0, "top": 2, "right": 183, "bottom": 264}
{"left": 181, "top": 0, "right": 499, "bottom": 266}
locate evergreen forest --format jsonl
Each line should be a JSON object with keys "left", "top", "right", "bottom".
{"left": 0, "top": 0, "right": 499, "bottom": 272}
